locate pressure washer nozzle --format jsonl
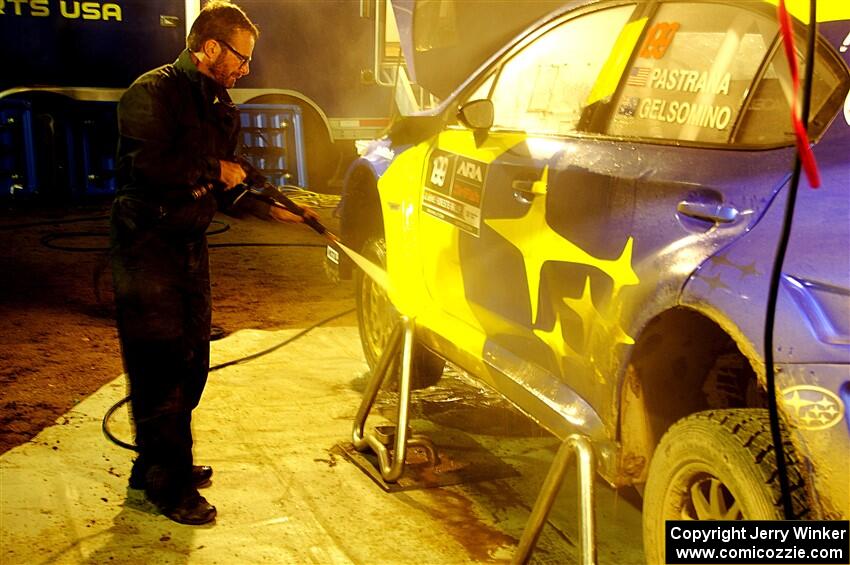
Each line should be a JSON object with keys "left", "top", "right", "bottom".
{"left": 243, "top": 187, "right": 333, "bottom": 238}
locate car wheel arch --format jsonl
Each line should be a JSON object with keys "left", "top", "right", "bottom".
{"left": 341, "top": 161, "right": 385, "bottom": 255}
{"left": 614, "top": 306, "right": 768, "bottom": 487}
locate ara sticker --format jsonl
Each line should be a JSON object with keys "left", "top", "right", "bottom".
{"left": 423, "top": 150, "right": 487, "bottom": 237}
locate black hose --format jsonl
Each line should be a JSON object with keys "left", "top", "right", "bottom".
{"left": 101, "top": 307, "right": 355, "bottom": 451}
{"left": 207, "top": 307, "right": 355, "bottom": 372}
{"left": 101, "top": 397, "right": 136, "bottom": 451}
{"left": 205, "top": 220, "right": 232, "bottom": 237}
{"left": 0, "top": 215, "right": 109, "bottom": 231}
{"left": 37, "top": 219, "right": 326, "bottom": 252}
{"left": 763, "top": 0, "right": 817, "bottom": 520}
{"left": 23, "top": 213, "right": 345, "bottom": 450}
{"left": 41, "top": 233, "right": 325, "bottom": 252}
{"left": 210, "top": 242, "right": 325, "bottom": 249}
{"left": 38, "top": 220, "right": 232, "bottom": 252}
{"left": 40, "top": 230, "right": 109, "bottom": 252}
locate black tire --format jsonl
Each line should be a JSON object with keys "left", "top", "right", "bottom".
{"left": 354, "top": 236, "right": 444, "bottom": 389}
{"left": 643, "top": 409, "right": 810, "bottom": 564}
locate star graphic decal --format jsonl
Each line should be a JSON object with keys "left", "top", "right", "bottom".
{"left": 702, "top": 274, "right": 731, "bottom": 292}
{"left": 563, "top": 276, "right": 635, "bottom": 349}
{"left": 782, "top": 390, "right": 810, "bottom": 415}
{"left": 710, "top": 254, "right": 760, "bottom": 279}
{"left": 486, "top": 167, "right": 639, "bottom": 326}
{"left": 533, "top": 303, "right": 583, "bottom": 362}
{"left": 781, "top": 387, "right": 845, "bottom": 429}
{"left": 815, "top": 397, "right": 837, "bottom": 410}
{"left": 800, "top": 412, "right": 823, "bottom": 426}
{"left": 711, "top": 254, "right": 736, "bottom": 268}
{"left": 735, "top": 261, "right": 760, "bottom": 278}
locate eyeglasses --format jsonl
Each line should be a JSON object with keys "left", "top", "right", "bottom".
{"left": 216, "top": 38, "right": 251, "bottom": 69}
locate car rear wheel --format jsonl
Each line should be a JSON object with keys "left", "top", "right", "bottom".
{"left": 355, "top": 236, "right": 444, "bottom": 389}
{"left": 643, "top": 409, "right": 810, "bottom": 564}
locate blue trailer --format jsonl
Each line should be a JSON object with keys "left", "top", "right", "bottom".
{"left": 0, "top": 0, "right": 401, "bottom": 200}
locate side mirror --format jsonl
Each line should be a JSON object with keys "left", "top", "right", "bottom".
{"left": 457, "top": 99, "right": 494, "bottom": 131}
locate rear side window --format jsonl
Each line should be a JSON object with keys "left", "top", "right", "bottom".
{"left": 487, "top": 5, "right": 636, "bottom": 136}
{"left": 606, "top": 3, "right": 778, "bottom": 144}
{"left": 734, "top": 41, "right": 849, "bottom": 145}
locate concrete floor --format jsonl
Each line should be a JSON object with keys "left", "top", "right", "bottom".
{"left": 0, "top": 323, "right": 644, "bottom": 564}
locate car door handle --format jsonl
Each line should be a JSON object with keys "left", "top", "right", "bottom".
{"left": 512, "top": 176, "right": 548, "bottom": 195}
{"left": 512, "top": 180, "right": 536, "bottom": 204}
{"left": 512, "top": 179, "right": 535, "bottom": 192}
{"left": 677, "top": 200, "right": 739, "bottom": 223}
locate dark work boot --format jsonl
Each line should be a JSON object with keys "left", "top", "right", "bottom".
{"left": 144, "top": 467, "right": 217, "bottom": 526}
{"left": 129, "top": 461, "right": 213, "bottom": 489}
{"left": 191, "top": 465, "right": 213, "bottom": 487}
{"left": 162, "top": 490, "right": 217, "bottom": 525}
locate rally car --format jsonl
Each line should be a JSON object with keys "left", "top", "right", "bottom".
{"left": 332, "top": 1, "right": 850, "bottom": 560}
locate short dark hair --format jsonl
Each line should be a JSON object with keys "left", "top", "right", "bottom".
{"left": 187, "top": 1, "right": 259, "bottom": 52}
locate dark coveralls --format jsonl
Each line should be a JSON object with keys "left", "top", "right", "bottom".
{"left": 110, "top": 50, "right": 241, "bottom": 503}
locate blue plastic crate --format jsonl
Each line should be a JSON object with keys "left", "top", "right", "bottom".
{"left": 76, "top": 102, "right": 118, "bottom": 197}
{"left": 0, "top": 99, "right": 38, "bottom": 198}
{"left": 238, "top": 103, "right": 307, "bottom": 188}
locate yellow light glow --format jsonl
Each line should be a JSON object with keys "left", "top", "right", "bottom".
{"left": 761, "top": 0, "right": 850, "bottom": 23}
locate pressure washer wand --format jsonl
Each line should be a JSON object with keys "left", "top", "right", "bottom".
{"left": 228, "top": 155, "right": 339, "bottom": 243}
{"left": 244, "top": 186, "right": 339, "bottom": 244}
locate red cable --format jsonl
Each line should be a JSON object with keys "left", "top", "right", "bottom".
{"left": 777, "top": 0, "right": 821, "bottom": 188}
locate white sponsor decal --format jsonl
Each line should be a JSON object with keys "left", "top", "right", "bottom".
{"left": 456, "top": 160, "right": 483, "bottom": 182}
{"left": 650, "top": 68, "right": 731, "bottom": 95}
{"left": 430, "top": 155, "right": 450, "bottom": 188}
{"left": 638, "top": 98, "right": 732, "bottom": 130}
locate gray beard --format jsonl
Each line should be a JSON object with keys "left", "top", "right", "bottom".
{"left": 210, "top": 58, "right": 235, "bottom": 87}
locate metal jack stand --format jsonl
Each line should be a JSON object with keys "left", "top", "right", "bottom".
{"left": 513, "top": 434, "right": 597, "bottom": 565}
{"left": 351, "top": 316, "right": 436, "bottom": 482}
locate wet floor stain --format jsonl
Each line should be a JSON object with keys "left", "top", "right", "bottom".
{"left": 415, "top": 486, "right": 519, "bottom": 562}
{"left": 376, "top": 366, "right": 547, "bottom": 437}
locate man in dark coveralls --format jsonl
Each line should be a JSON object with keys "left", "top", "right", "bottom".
{"left": 110, "top": 0, "right": 312, "bottom": 525}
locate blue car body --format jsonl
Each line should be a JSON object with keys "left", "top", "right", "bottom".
{"left": 338, "top": 0, "right": 850, "bottom": 524}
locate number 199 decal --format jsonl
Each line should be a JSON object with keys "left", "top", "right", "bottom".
{"left": 640, "top": 22, "right": 680, "bottom": 59}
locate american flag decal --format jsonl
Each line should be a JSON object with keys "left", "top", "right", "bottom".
{"left": 626, "top": 66, "right": 650, "bottom": 87}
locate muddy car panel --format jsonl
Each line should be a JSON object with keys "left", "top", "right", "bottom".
{"left": 343, "top": 0, "right": 850, "bottom": 516}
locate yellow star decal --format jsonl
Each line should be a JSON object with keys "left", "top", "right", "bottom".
{"left": 782, "top": 390, "right": 810, "bottom": 414}
{"left": 485, "top": 167, "right": 639, "bottom": 326}
{"left": 816, "top": 397, "right": 837, "bottom": 409}
{"left": 564, "top": 276, "right": 635, "bottom": 347}
{"left": 533, "top": 304, "right": 582, "bottom": 362}
{"left": 800, "top": 413, "right": 819, "bottom": 425}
